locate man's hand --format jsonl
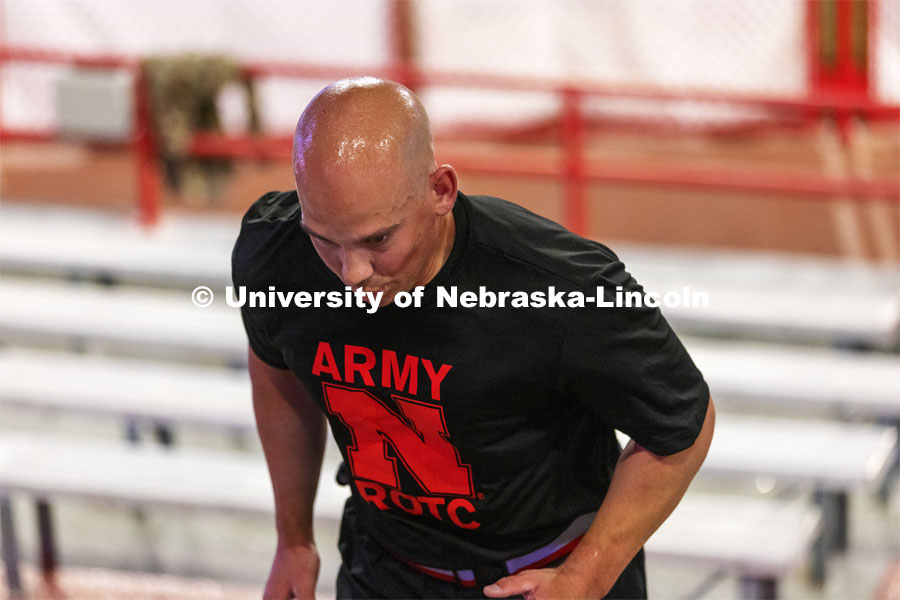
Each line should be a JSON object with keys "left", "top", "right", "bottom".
{"left": 483, "top": 567, "right": 598, "bottom": 600}
{"left": 263, "top": 542, "right": 320, "bottom": 599}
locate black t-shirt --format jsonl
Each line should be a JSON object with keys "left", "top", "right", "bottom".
{"left": 232, "top": 190, "right": 709, "bottom": 570}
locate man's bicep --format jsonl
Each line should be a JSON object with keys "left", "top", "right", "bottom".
{"left": 248, "top": 346, "right": 322, "bottom": 426}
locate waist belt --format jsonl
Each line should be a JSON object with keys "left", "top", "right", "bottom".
{"left": 396, "top": 511, "right": 596, "bottom": 588}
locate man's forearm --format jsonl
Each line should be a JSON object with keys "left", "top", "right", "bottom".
{"left": 250, "top": 348, "right": 329, "bottom": 545}
{"left": 559, "top": 399, "right": 716, "bottom": 595}
{"left": 260, "top": 407, "right": 327, "bottom": 544}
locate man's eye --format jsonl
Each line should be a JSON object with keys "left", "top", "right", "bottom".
{"left": 367, "top": 233, "right": 392, "bottom": 245}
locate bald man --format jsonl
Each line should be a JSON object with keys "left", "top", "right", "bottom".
{"left": 232, "top": 77, "right": 714, "bottom": 599}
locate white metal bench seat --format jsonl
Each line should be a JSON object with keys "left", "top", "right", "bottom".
{"left": 0, "top": 278, "right": 246, "bottom": 365}
{"left": 0, "top": 348, "right": 253, "bottom": 431}
{"left": 646, "top": 493, "right": 822, "bottom": 599}
{"left": 0, "top": 432, "right": 819, "bottom": 600}
{"left": 684, "top": 337, "right": 900, "bottom": 420}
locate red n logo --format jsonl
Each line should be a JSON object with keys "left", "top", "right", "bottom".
{"left": 323, "top": 383, "right": 474, "bottom": 496}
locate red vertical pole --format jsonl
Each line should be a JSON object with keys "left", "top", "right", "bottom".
{"left": 134, "top": 67, "right": 160, "bottom": 227}
{"left": 834, "top": 0, "right": 870, "bottom": 140}
{"left": 804, "top": 0, "right": 825, "bottom": 126}
{"left": 806, "top": 0, "right": 822, "bottom": 93}
{"left": 0, "top": 47, "right": 6, "bottom": 135}
{"left": 562, "top": 88, "right": 587, "bottom": 237}
{"left": 388, "top": 0, "right": 418, "bottom": 91}
{"left": 836, "top": 0, "right": 854, "bottom": 83}
{"left": 835, "top": 0, "right": 854, "bottom": 140}
{"left": 867, "top": 0, "right": 878, "bottom": 109}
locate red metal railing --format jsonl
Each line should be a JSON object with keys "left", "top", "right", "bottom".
{"left": 0, "top": 46, "right": 161, "bottom": 224}
{"left": 1, "top": 0, "right": 898, "bottom": 232}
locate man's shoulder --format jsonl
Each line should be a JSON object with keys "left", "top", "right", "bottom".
{"left": 462, "top": 194, "right": 621, "bottom": 287}
{"left": 241, "top": 190, "right": 301, "bottom": 226}
{"left": 231, "top": 190, "right": 315, "bottom": 287}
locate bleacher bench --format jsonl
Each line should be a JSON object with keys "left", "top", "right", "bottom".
{"left": 0, "top": 278, "right": 246, "bottom": 366}
{"left": 1, "top": 277, "right": 898, "bottom": 415}
{"left": 1, "top": 346, "right": 895, "bottom": 584}
{"left": 618, "top": 244, "right": 900, "bottom": 349}
{"left": 0, "top": 433, "right": 820, "bottom": 600}
{"left": 1, "top": 350, "right": 896, "bottom": 497}
{"left": 0, "top": 348, "right": 253, "bottom": 432}
{"left": 685, "top": 337, "right": 900, "bottom": 420}
{"left": 1, "top": 202, "right": 897, "bottom": 348}
{"left": 0, "top": 202, "right": 235, "bottom": 289}
{"left": 0, "top": 433, "right": 346, "bottom": 599}
{"left": 645, "top": 493, "right": 822, "bottom": 600}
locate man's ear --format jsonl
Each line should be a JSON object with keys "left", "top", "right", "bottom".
{"left": 431, "top": 165, "right": 458, "bottom": 216}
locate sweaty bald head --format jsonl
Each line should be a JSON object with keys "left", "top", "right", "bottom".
{"left": 288, "top": 78, "right": 458, "bottom": 303}
{"left": 292, "top": 77, "right": 434, "bottom": 199}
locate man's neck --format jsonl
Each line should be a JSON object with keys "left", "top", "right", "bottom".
{"left": 423, "top": 211, "right": 456, "bottom": 286}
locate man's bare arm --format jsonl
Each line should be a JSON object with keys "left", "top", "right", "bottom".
{"left": 486, "top": 397, "right": 716, "bottom": 599}
{"left": 249, "top": 348, "right": 328, "bottom": 599}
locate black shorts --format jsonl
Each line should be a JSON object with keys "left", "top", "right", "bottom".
{"left": 335, "top": 500, "right": 647, "bottom": 599}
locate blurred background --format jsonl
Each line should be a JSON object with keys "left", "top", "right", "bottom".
{"left": 0, "top": 1, "right": 898, "bottom": 599}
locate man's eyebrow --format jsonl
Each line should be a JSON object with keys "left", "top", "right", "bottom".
{"left": 299, "top": 222, "right": 332, "bottom": 243}
{"left": 300, "top": 221, "right": 402, "bottom": 244}
{"left": 360, "top": 223, "right": 402, "bottom": 243}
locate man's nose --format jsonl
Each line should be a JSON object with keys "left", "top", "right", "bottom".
{"left": 340, "top": 248, "right": 374, "bottom": 288}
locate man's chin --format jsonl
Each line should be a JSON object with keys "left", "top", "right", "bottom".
{"left": 377, "top": 289, "right": 395, "bottom": 307}
{"left": 360, "top": 286, "right": 392, "bottom": 307}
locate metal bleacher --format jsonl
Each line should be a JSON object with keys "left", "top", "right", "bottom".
{"left": 0, "top": 200, "right": 897, "bottom": 599}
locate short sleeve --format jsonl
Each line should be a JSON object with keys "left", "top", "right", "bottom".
{"left": 557, "top": 260, "right": 709, "bottom": 455}
{"left": 240, "top": 306, "right": 289, "bottom": 369}
{"left": 231, "top": 194, "right": 291, "bottom": 371}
